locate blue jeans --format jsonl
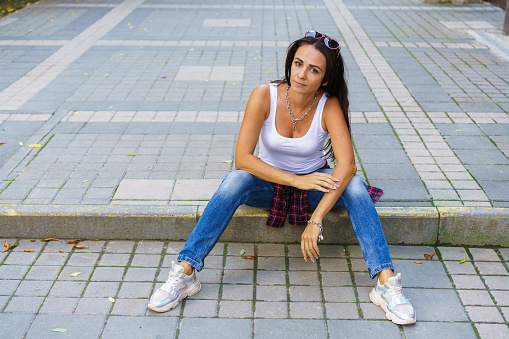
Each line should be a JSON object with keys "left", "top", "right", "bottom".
{"left": 177, "top": 169, "right": 394, "bottom": 279}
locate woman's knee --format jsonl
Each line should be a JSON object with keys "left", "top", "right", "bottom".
{"left": 343, "top": 174, "right": 368, "bottom": 198}
{"left": 217, "top": 170, "right": 256, "bottom": 196}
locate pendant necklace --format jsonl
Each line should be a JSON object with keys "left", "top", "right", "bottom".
{"left": 286, "top": 84, "right": 318, "bottom": 131}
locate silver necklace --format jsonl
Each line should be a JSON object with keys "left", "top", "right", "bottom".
{"left": 286, "top": 84, "right": 318, "bottom": 131}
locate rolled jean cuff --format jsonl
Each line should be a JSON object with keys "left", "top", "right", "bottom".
{"left": 368, "top": 263, "right": 394, "bottom": 280}
{"left": 177, "top": 255, "right": 203, "bottom": 272}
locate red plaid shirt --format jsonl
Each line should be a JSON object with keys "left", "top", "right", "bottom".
{"left": 266, "top": 176, "right": 383, "bottom": 228}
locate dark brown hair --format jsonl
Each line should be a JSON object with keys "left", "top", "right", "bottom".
{"left": 273, "top": 35, "right": 350, "bottom": 161}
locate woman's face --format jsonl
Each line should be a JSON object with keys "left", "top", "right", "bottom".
{"left": 290, "top": 44, "right": 327, "bottom": 94}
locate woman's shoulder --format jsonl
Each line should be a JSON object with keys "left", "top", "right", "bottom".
{"left": 323, "top": 94, "right": 341, "bottom": 112}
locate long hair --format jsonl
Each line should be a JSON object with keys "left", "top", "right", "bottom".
{"left": 273, "top": 36, "right": 350, "bottom": 161}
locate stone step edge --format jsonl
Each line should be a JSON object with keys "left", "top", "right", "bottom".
{"left": 0, "top": 205, "right": 508, "bottom": 246}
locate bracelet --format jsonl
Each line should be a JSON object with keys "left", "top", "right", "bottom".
{"left": 308, "top": 220, "right": 324, "bottom": 242}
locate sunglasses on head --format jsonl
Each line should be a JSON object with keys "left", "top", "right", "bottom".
{"left": 305, "top": 30, "right": 340, "bottom": 50}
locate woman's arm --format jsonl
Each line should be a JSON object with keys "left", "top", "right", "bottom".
{"left": 301, "top": 96, "right": 357, "bottom": 260}
{"left": 235, "top": 85, "right": 338, "bottom": 193}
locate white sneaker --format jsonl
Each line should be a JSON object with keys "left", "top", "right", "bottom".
{"left": 148, "top": 261, "right": 201, "bottom": 313}
{"left": 369, "top": 273, "right": 416, "bottom": 325}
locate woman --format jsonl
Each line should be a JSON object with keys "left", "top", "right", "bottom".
{"left": 148, "top": 31, "right": 416, "bottom": 325}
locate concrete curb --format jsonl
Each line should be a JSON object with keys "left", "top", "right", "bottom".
{"left": 1, "top": 205, "right": 507, "bottom": 246}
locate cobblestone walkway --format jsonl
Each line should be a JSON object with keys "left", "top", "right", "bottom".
{"left": 0, "top": 0, "right": 508, "bottom": 208}
{"left": 0, "top": 240, "right": 508, "bottom": 338}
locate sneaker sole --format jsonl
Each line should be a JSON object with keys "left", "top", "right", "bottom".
{"left": 148, "top": 280, "right": 201, "bottom": 313}
{"left": 369, "top": 288, "right": 416, "bottom": 325}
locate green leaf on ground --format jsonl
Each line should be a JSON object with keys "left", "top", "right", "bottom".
{"left": 459, "top": 258, "right": 467, "bottom": 264}
{"left": 51, "top": 328, "right": 67, "bottom": 332}
{"left": 240, "top": 249, "right": 246, "bottom": 256}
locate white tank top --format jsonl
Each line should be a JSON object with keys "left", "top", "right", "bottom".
{"left": 258, "top": 83, "right": 329, "bottom": 175}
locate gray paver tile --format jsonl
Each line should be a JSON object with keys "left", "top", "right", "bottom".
{"left": 466, "top": 306, "right": 504, "bottom": 323}
{"left": 328, "top": 320, "right": 401, "bottom": 338}
{"left": 219, "top": 300, "right": 252, "bottom": 318}
{"left": 325, "top": 302, "right": 359, "bottom": 320}
{"left": 105, "top": 241, "right": 135, "bottom": 253}
{"left": 221, "top": 284, "right": 253, "bottom": 300}
{"left": 255, "top": 319, "right": 326, "bottom": 339}
{"left": 74, "top": 297, "right": 113, "bottom": 315}
{"left": 187, "top": 283, "right": 220, "bottom": 300}
{"left": 25, "top": 265, "right": 61, "bottom": 280}
{"left": 491, "top": 291, "right": 509, "bottom": 306}
{"left": 98, "top": 253, "right": 131, "bottom": 266}
{"left": 499, "top": 248, "right": 509, "bottom": 261}
{"left": 39, "top": 297, "right": 79, "bottom": 315}
{"left": 257, "top": 257, "right": 286, "bottom": 270}
{"left": 183, "top": 299, "right": 217, "bottom": 317}
{"left": 452, "top": 275, "right": 486, "bottom": 289}
{"left": 484, "top": 276, "right": 509, "bottom": 290}
{"left": 290, "top": 286, "right": 323, "bottom": 302}
{"left": 388, "top": 245, "right": 436, "bottom": 259}
{"left": 444, "top": 260, "right": 477, "bottom": 275}
{"left": 359, "top": 303, "right": 386, "bottom": 320}
{"left": 321, "top": 272, "right": 352, "bottom": 287}
{"left": 476, "top": 323, "right": 509, "bottom": 339}
{"left": 0, "top": 280, "right": 20, "bottom": 295}
{"left": 196, "top": 268, "right": 222, "bottom": 284}
{"left": 225, "top": 256, "right": 254, "bottom": 270}
{"left": 223, "top": 270, "right": 253, "bottom": 284}
{"left": 14, "top": 280, "right": 53, "bottom": 297}
{"left": 135, "top": 241, "right": 164, "bottom": 254}
{"left": 66, "top": 252, "right": 100, "bottom": 266}
{"left": 256, "top": 270, "right": 286, "bottom": 285}
{"left": 48, "top": 281, "right": 86, "bottom": 298}
{"left": 3, "top": 252, "right": 38, "bottom": 265}
{"left": 289, "top": 302, "right": 323, "bottom": 319}
{"left": 458, "top": 290, "right": 495, "bottom": 306}
{"left": 438, "top": 247, "right": 468, "bottom": 260}
{"left": 4, "top": 296, "right": 44, "bottom": 313}
{"left": 0, "top": 265, "right": 30, "bottom": 280}
{"left": 83, "top": 282, "right": 120, "bottom": 298}
{"left": 319, "top": 258, "right": 349, "bottom": 271}
{"left": 476, "top": 262, "right": 508, "bottom": 275}
{"left": 254, "top": 301, "right": 288, "bottom": 318}
{"left": 469, "top": 248, "right": 500, "bottom": 261}
{"left": 130, "top": 254, "right": 161, "bottom": 267}
{"left": 256, "top": 285, "right": 287, "bottom": 302}
{"left": 111, "top": 298, "right": 147, "bottom": 316}
{"left": 180, "top": 318, "right": 251, "bottom": 339}
{"left": 166, "top": 241, "right": 186, "bottom": 254}
{"left": 403, "top": 322, "right": 476, "bottom": 339}
{"left": 289, "top": 257, "right": 317, "bottom": 271}
{"left": 124, "top": 267, "right": 157, "bottom": 281}
{"left": 257, "top": 244, "right": 285, "bottom": 256}
{"left": 0, "top": 314, "right": 34, "bottom": 338}
{"left": 289, "top": 271, "right": 320, "bottom": 286}
{"left": 102, "top": 316, "right": 178, "bottom": 339}
{"left": 58, "top": 266, "right": 93, "bottom": 281}
{"left": 118, "top": 282, "right": 152, "bottom": 298}
{"left": 91, "top": 267, "right": 125, "bottom": 281}
{"left": 26, "top": 315, "right": 106, "bottom": 338}
{"left": 322, "top": 287, "right": 356, "bottom": 303}
{"left": 34, "top": 252, "right": 68, "bottom": 266}
{"left": 405, "top": 288, "right": 468, "bottom": 321}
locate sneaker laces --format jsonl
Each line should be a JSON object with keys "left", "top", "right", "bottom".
{"left": 160, "top": 261, "right": 184, "bottom": 294}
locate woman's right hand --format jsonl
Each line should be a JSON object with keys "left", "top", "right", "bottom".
{"left": 293, "top": 172, "right": 339, "bottom": 192}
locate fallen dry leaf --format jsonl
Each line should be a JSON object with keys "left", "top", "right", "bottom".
{"left": 414, "top": 261, "right": 422, "bottom": 264}
{"left": 27, "top": 144, "right": 42, "bottom": 148}
{"left": 19, "top": 141, "right": 23, "bottom": 146}
{"left": 23, "top": 250, "right": 34, "bottom": 252}
{"left": 241, "top": 255, "right": 255, "bottom": 260}
{"left": 0, "top": 142, "right": 4, "bottom": 146}
{"left": 10, "top": 243, "right": 19, "bottom": 250}
{"left": 108, "top": 297, "right": 115, "bottom": 303}
{"left": 41, "top": 238, "right": 62, "bottom": 242}
{"left": 72, "top": 245, "right": 88, "bottom": 249}
{"left": 51, "top": 328, "right": 67, "bottom": 332}
{"left": 65, "top": 239, "right": 83, "bottom": 244}
{"left": 424, "top": 253, "right": 435, "bottom": 260}
{"left": 30, "top": 239, "right": 36, "bottom": 242}
{"left": 59, "top": 250, "right": 64, "bottom": 253}
{"left": 222, "top": 160, "right": 233, "bottom": 163}
{"left": 70, "top": 272, "right": 81, "bottom": 277}
{"left": 3, "top": 240, "right": 9, "bottom": 253}
{"left": 81, "top": 179, "right": 90, "bottom": 183}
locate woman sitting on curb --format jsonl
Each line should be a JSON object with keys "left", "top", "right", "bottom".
{"left": 148, "top": 31, "right": 416, "bottom": 325}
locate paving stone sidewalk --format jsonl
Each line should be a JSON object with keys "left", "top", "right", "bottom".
{"left": 0, "top": 0, "right": 508, "bottom": 209}
{"left": 0, "top": 240, "right": 508, "bottom": 338}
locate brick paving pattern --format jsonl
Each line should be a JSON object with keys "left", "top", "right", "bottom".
{"left": 0, "top": 239, "right": 508, "bottom": 338}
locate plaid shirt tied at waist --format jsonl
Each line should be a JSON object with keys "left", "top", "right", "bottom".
{"left": 266, "top": 178, "right": 383, "bottom": 228}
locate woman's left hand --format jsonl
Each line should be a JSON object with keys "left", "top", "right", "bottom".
{"left": 301, "top": 220, "right": 322, "bottom": 261}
